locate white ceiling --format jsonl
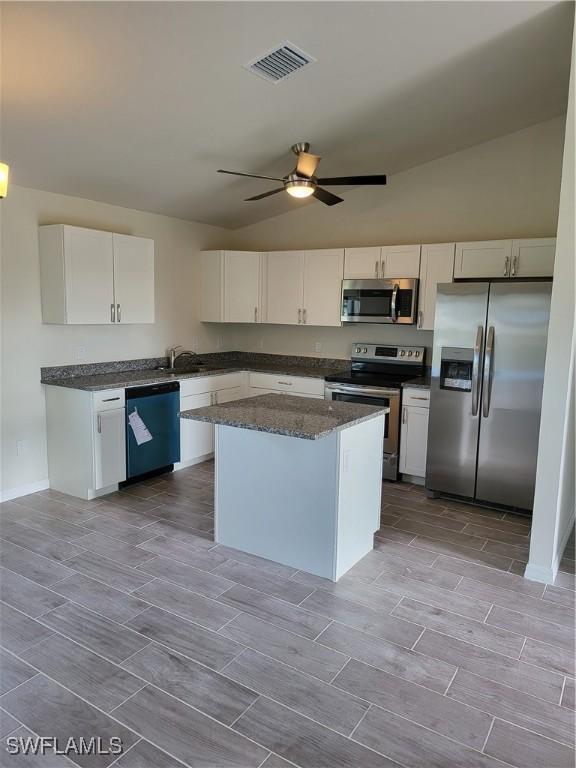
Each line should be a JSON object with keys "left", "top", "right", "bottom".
{"left": 2, "top": 1, "right": 573, "bottom": 229}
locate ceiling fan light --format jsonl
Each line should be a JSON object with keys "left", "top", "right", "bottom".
{"left": 285, "top": 179, "right": 315, "bottom": 198}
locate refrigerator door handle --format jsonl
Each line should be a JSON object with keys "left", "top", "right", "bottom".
{"left": 471, "top": 325, "right": 484, "bottom": 417}
{"left": 482, "top": 325, "right": 495, "bottom": 418}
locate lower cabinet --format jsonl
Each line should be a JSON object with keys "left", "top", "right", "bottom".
{"left": 248, "top": 372, "right": 324, "bottom": 398}
{"left": 399, "top": 388, "right": 430, "bottom": 479}
{"left": 93, "top": 408, "right": 126, "bottom": 489}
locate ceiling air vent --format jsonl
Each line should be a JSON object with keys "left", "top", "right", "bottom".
{"left": 245, "top": 42, "right": 315, "bottom": 83}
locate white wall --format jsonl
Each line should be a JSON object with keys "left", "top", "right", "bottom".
{"left": 224, "top": 117, "right": 564, "bottom": 359}
{"left": 526, "top": 33, "right": 575, "bottom": 583}
{"left": 0, "top": 185, "right": 234, "bottom": 498}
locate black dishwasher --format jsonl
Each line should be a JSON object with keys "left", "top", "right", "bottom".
{"left": 123, "top": 381, "right": 180, "bottom": 484}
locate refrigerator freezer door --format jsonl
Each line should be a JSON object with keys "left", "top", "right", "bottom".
{"left": 426, "top": 283, "right": 489, "bottom": 497}
{"left": 476, "top": 281, "right": 552, "bottom": 510}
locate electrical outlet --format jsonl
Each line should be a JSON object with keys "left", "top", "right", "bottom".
{"left": 16, "top": 440, "right": 26, "bottom": 456}
{"left": 314, "top": 341, "right": 322, "bottom": 353}
{"left": 76, "top": 346, "right": 87, "bottom": 360}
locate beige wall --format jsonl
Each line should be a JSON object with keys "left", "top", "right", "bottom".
{"left": 527, "top": 33, "right": 575, "bottom": 583}
{"left": 223, "top": 117, "right": 564, "bottom": 359}
{"left": 0, "top": 185, "right": 234, "bottom": 496}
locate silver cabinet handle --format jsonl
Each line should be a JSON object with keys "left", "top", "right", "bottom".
{"left": 482, "top": 325, "right": 495, "bottom": 418}
{"left": 110, "top": 304, "right": 115, "bottom": 323}
{"left": 297, "top": 308, "right": 302, "bottom": 324}
{"left": 504, "top": 256, "right": 510, "bottom": 277}
{"left": 278, "top": 381, "right": 293, "bottom": 386}
{"left": 303, "top": 308, "right": 307, "bottom": 324}
{"left": 390, "top": 283, "right": 399, "bottom": 323}
{"left": 411, "top": 395, "right": 429, "bottom": 401}
{"left": 471, "top": 325, "right": 484, "bottom": 417}
{"left": 117, "top": 304, "right": 121, "bottom": 323}
{"left": 375, "top": 260, "right": 379, "bottom": 278}
{"left": 402, "top": 407, "right": 407, "bottom": 424}
{"left": 417, "top": 309, "right": 423, "bottom": 329}
{"left": 254, "top": 306, "right": 258, "bottom": 322}
{"left": 511, "top": 255, "right": 518, "bottom": 278}
{"left": 97, "top": 414, "right": 102, "bottom": 433}
{"left": 213, "top": 391, "right": 218, "bottom": 406}
{"left": 102, "top": 397, "right": 120, "bottom": 402}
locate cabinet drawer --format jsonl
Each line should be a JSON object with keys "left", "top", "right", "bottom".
{"left": 179, "top": 373, "right": 242, "bottom": 397}
{"left": 403, "top": 388, "right": 430, "bottom": 408}
{"left": 248, "top": 373, "right": 324, "bottom": 396}
{"left": 92, "top": 389, "right": 125, "bottom": 412}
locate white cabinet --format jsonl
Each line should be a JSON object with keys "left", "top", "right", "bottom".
{"left": 417, "top": 243, "right": 455, "bottom": 330}
{"left": 248, "top": 372, "right": 324, "bottom": 398}
{"left": 344, "top": 247, "right": 381, "bottom": 278}
{"left": 177, "top": 374, "right": 244, "bottom": 468}
{"left": 302, "top": 249, "right": 344, "bottom": 327}
{"left": 112, "top": 234, "right": 155, "bottom": 323}
{"left": 511, "top": 238, "right": 555, "bottom": 277}
{"left": 39, "top": 225, "right": 154, "bottom": 324}
{"left": 180, "top": 392, "right": 214, "bottom": 464}
{"left": 454, "top": 239, "right": 555, "bottom": 279}
{"left": 265, "top": 249, "right": 344, "bottom": 326}
{"left": 265, "top": 251, "right": 303, "bottom": 325}
{"left": 201, "top": 251, "right": 264, "bottom": 323}
{"left": 381, "top": 245, "right": 421, "bottom": 278}
{"left": 399, "top": 388, "right": 430, "bottom": 479}
{"left": 93, "top": 408, "right": 126, "bottom": 490}
{"left": 45, "top": 386, "right": 127, "bottom": 499}
{"left": 344, "top": 245, "right": 420, "bottom": 279}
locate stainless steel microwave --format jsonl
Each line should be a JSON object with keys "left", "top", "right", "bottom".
{"left": 341, "top": 279, "right": 419, "bottom": 324}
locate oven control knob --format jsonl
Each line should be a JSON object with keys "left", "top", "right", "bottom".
{"left": 415, "top": 351, "right": 420, "bottom": 358}
{"left": 355, "top": 347, "right": 361, "bottom": 353}
{"left": 362, "top": 347, "right": 367, "bottom": 353}
{"left": 407, "top": 351, "right": 413, "bottom": 357}
{"left": 400, "top": 350, "right": 406, "bottom": 357}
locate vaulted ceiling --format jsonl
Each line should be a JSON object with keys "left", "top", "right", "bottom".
{"left": 2, "top": 1, "right": 573, "bottom": 228}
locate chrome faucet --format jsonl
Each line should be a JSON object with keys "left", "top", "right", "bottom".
{"left": 168, "top": 345, "right": 198, "bottom": 369}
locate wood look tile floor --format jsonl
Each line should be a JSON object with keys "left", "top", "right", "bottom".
{"left": 1, "top": 462, "right": 574, "bottom": 768}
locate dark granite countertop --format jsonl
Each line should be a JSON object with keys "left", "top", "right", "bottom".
{"left": 41, "top": 354, "right": 349, "bottom": 392}
{"left": 402, "top": 375, "right": 431, "bottom": 390}
{"left": 180, "top": 393, "right": 389, "bottom": 440}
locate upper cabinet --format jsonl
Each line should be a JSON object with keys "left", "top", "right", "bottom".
{"left": 454, "top": 238, "right": 555, "bottom": 279}
{"left": 417, "top": 243, "right": 455, "bottom": 331}
{"left": 266, "top": 249, "right": 344, "bottom": 326}
{"left": 344, "top": 245, "right": 420, "bottom": 279}
{"left": 201, "top": 250, "right": 265, "bottom": 323}
{"left": 39, "top": 225, "right": 155, "bottom": 324}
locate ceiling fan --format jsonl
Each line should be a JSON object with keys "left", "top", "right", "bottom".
{"left": 217, "top": 142, "right": 387, "bottom": 206}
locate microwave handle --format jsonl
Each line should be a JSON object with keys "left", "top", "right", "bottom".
{"left": 390, "top": 283, "right": 399, "bottom": 323}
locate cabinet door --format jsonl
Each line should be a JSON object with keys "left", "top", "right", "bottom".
{"left": 64, "top": 227, "right": 114, "bottom": 324}
{"left": 214, "top": 386, "right": 242, "bottom": 405}
{"left": 302, "top": 249, "right": 344, "bottom": 326}
{"left": 201, "top": 251, "right": 224, "bottom": 322}
{"left": 399, "top": 405, "right": 429, "bottom": 477}
{"left": 113, "top": 234, "right": 155, "bottom": 324}
{"left": 454, "top": 240, "right": 512, "bottom": 279}
{"left": 344, "top": 247, "right": 381, "bottom": 278}
{"left": 418, "top": 243, "right": 455, "bottom": 330}
{"left": 265, "top": 251, "right": 304, "bottom": 325}
{"left": 511, "top": 238, "right": 556, "bottom": 278}
{"left": 93, "top": 408, "right": 126, "bottom": 489}
{"left": 382, "top": 245, "right": 421, "bottom": 278}
{"left": 180, "top": 392, "right": 214, "bottom": 463}
{"left": 224, "top": 251, "right": 261, "bottom": 323}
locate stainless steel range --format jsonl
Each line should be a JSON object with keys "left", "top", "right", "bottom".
{"left": 325, "top": 343, "right": 426, "bottom": 480}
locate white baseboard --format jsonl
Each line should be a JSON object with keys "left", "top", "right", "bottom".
{"left": 0, "top": 479, "right": 50, "bottom": 502}
{"left": 174, "top": 453, "right": 214, "bottom": 472}
{"left": 525, "top": 507, "right": 576, "bottom": 584}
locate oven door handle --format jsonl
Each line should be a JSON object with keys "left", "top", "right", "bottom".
{"left": 326, "top": 384, "right": 399, "bottom": 398}
{"left": 390, "top": 283, "right": 399, "bottom": 323}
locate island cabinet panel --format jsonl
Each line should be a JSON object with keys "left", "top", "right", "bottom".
{"left": 214, "top": 412, "right": 385, "bottom": 581}
{"left": 417, "top": 243, "right": 455, "bottom": 331}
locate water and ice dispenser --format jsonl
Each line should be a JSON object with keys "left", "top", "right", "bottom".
{"left": 439, "top": 347, "right": 473, "bottom": 392}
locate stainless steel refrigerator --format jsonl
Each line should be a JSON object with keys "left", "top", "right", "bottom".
{"left": 426, "top": 281, "right": 552, "bottom": 511}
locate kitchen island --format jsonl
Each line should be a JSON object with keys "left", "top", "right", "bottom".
{"left": 180, "top": 394, "right": 388, "bottom": 581}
